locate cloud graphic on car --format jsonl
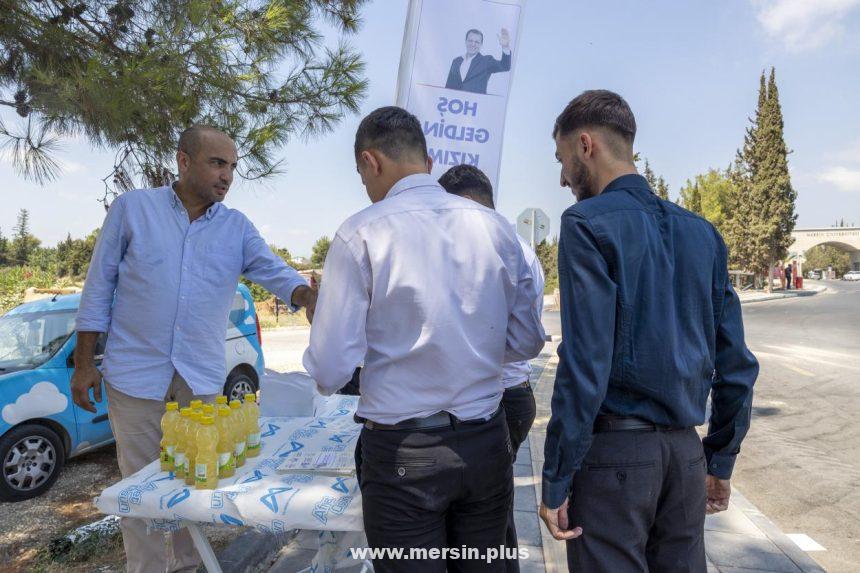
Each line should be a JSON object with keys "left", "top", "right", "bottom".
{"left": 2, "top": 382, "right": 69, "bottom": 425}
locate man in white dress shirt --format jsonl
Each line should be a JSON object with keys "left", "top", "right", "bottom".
{"left": 303, "top": 106, "right": 545, "bottom": 572}
{"left": 438, "top": 164, "right": 545, "bottom": 573}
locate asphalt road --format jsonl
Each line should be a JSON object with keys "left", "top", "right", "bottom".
{"left": 734, "top": 280, "right": 860, "bottom": 573}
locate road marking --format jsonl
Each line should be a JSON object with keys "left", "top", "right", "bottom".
{"left": 786, "top": 533, "right": 826, "bottom": 552}
{"left": 783, "top": 364, "right": 815, "bottom": 377}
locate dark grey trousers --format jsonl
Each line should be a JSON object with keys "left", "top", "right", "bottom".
{"left": 501, "top": 383, "right": 537, "bottom": 573}
{"left": 566, "top": 427, "right": 707, "bottom": 573}
{"left": 359, "top": 410, "right": 513, "bottom": 572}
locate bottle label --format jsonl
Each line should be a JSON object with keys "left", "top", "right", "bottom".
{"left": 195, "top": 463, "right": 208, "bottom": 483}
{"left": 248, "top": 432, "right": 262, "bottom": 450}
{"left": 184, "top": 457, "right": 191, "bottom": 474}
{"left": 235, "top": 441, "right": 246, "bottom": 456}
{"left": 174, "top": 452, "right": 186, "bottom": 470}
{"left": 218, "top": 452, "right": 234, "bottom": 473}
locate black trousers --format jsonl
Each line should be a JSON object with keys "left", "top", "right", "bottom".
{"left": 566, "top": 427, "right": 707, "bottom": 573}
{"left": 501, "top": 383, "right": 537, "bottom": 573}
{"left": 359, "top": 410, "right": 513, "bottom": 572}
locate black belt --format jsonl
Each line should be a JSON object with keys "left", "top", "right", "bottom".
{"left": 505, "top": 380, "right": 531, "bottom": 391}
{"left": 593, "top": 414, "right": 686, "bottom": 433}
{"left": 358, "top": 406, "right": 502, "bottom": 431}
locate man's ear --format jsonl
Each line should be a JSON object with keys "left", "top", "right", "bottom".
{"left": 425, "top": 154, "right": 434, "bottom": 174}
{"left": 361, "top": 150, "right": 381, "bottom": 176}
{"left": 176, "top": 150, "right": 190, "bottom": 174}
{"left": 579, "top": 132, "right": 594, "bottom": 159}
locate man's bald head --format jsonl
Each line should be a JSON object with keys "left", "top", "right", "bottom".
{"left": 178, "top": 125, "right": 231, "bottom": 158}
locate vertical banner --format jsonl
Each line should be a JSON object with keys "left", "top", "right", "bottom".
{"left": 396, "top": 0, "right": 525, "bottom": 201}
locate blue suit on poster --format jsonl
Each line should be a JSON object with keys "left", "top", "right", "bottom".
{"left": 445, "top": 52, "right": 511, "bottom": 94}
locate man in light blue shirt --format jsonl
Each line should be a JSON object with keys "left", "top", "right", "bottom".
{"left": 72, "top": 125, "right": 315, "bottom": 573}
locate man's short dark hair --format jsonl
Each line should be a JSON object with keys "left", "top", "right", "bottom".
{"left": 354, "top": 106, "right": 428, "bottom": 163}
{"left": 178, "top": 125, "right": 225, "bottom": 157}
{"left": 465, "top": 29, "right": 483, "bottom": 42}
{"left": 438, "top": 165, "right": 494, "bottom": 209}
{"left": 552, "top": 90, "right": 637, "bottom": 153}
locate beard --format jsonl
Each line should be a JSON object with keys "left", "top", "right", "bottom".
{"left": 569, "top": 154, "right": 598, "bottom": 202}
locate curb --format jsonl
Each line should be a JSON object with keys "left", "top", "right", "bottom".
{"left": 216, "top": 528, "right": 298, "bottom": 573}
{"left": 739, "top": 286, "right": 826, "bottom": 305}
{"left": 729, "top": 489, "right": 826, "bottom": 573}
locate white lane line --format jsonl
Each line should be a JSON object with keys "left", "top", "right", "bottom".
{"left": 786, "top": 533, "right": 827, "bottom": 552}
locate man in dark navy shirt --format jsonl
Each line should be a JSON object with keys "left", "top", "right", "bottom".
{"left": 538, "top": 90, "right": 759, "bottom": 572}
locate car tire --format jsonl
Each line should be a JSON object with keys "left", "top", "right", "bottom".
{"left": 0, "top": 424, "right": 65, "bottom": 502}
{"left": 224, "top": 371, "right": 258, "bottom": 403}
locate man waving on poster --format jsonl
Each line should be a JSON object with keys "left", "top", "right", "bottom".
{"left": 445, "top": 27, "right": 512, "bottom": 94}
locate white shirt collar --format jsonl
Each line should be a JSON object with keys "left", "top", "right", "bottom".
{"left": 385, "top": 173, "right": 440, "bottom": 200}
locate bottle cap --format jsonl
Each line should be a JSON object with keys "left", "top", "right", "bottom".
{"left": 229, "top": 400, "right": 241, "bottom": 409}
{"left": 180, "top": 407, "right": 192, "bottom": 417}
{"left": 202, "top": 404, "right": 215, "bottom": 415}
{"left": 218, "top": 405, "right": 231, "bottom": 416}
{"left": 244, "top": 394, "right": 256, "bottom": 403}
{"left": 216, "top": 396, "right": 228, "bottom": 404}
{"left": 201, "top": 415, "right": 214, "bottom": 425}
{"left": 166, "top": 402, "right": 179, "bottom": 411}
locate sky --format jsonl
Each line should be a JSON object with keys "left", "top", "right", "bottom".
{"left": 2, "top": 0, "right": 860, "bottom": 257}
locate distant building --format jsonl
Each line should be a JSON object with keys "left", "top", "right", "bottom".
{"left": 292, "top": 256, "right": 309, "bottom": 265}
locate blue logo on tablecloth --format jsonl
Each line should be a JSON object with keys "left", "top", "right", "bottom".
{"left": 278, "top": 441, "right": 305, "bottom": 457}
{"left": 166, "top": 489, "right": 191, "bottom": 508}
{"left": 331, "top": 478, "right": 349, "bottom": 494}
{"left": 241, "top": 470, "right": 266, "bottom": 483}
{"left": 312, "top": 495, "right": 351, "bottom": 525}
{"left": 329, "top": 434, "right": 347, "bottom": 443}
{"left": 261, "top": 423, "right": 280, "bottom": 437}
{"left": 309, "top": 420, "right": 327, "bottom": 428}
{"left": 335, "top": 409, "right": 350, "bottom": 417}
{"left": 220, "top": 513, "right": 244, "bottom": 526}
{"left": 260, "top": 486, "right": 294, "bottom": 513}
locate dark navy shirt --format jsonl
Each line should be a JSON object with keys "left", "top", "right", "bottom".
{"left": 542, "top": 174, "right": 759, "bottom": 507}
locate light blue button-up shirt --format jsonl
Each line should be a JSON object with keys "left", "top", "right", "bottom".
{"left": 76, "top": 185, "right": 308, "bottom": 400}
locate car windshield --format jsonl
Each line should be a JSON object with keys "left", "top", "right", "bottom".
{"left": 0, "top": 310, "right": 76, "bottom": 371}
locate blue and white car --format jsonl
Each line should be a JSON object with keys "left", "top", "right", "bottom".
{"left": 0, "top": 285, "right": 264, "bottom": 501}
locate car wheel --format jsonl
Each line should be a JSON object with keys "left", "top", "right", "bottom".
{"left": 0, "top": 424, "right": 65, "bottom": 502}
{"left": 224, "top": 371, "right": 257, "bottom": 403}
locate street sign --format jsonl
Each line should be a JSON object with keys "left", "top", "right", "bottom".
{"left": 517, "top": 208, "right": 550, "bottom": 248}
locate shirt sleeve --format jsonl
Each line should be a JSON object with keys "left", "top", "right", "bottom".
{"left": 504, "top": 240, "right": 546, "bottom": 364}
{"left": 75, "top": 195, "right": 128, "bottom": 333}
{"left": 703, "top": 235, "right": 759, "bottom": 479}
{"left": 241, "top": 220, "right": 308, "bottom": 311}
{"left": 302, "top": 235, "right": 371, "bottom": 396}
{"left": 541, "top": 212, "right": 617, "bottom": 508}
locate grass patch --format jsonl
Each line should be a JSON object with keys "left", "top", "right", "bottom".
{"left": 30, "top": 526, "right": 124, "bottom": 573}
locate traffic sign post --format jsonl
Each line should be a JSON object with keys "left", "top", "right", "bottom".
{"left": 517, "top": 208, "right": 550, "bottom": 249}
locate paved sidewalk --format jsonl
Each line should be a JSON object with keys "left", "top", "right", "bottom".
{"left": 522, "top": 347, "right": 827, "bottom": 573}
{"left": 737, "top": 284, "right": 826, "bottom": 304}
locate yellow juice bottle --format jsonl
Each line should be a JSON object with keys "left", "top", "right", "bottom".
{"left": 244, "top": 394, "right": 261, "bottom": 458}
{"left": 160, "top": 402, "right": 180, "bottom": 472}
{"left": 229, "top": 400, "right": 246, "bottom": 467}
{"left": 185, "top": 411, "right": 202, "bottom": 486}
{"left": 194, "top": 415, "right": 219, "bottom": 490}
{"left": 173, "top": 407, "right": 192, "bottom": 479}
{"left": 216, "top": 406, "right": 235, "bottom": 478}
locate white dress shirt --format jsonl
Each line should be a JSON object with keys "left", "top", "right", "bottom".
{"left": 303, "top": 173, "right": 545, "bottom": 424}
{"left": 502, "top": 235, "right": 545, "bottom": 388}
{"left": 460, "top": 54, "right": 477, "bottom": 82}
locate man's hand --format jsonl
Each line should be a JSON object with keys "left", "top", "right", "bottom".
{"left": 71, "top": 363, "right": 102, "bottom": 413}
{"left": 539, "top": 499, "right": 582, "bottom": 541}
{"left": 498, "top": 28, "right": 511, "bottom": 50}
{"left": 291, "top": 285, "right": 318, "bottom": 324}
{"left": 706, "top": 475, "right": 731, "bottom": 514}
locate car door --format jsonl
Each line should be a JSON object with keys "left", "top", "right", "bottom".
{"left": 66, "top": 332, "right": 113, "bottom": 454}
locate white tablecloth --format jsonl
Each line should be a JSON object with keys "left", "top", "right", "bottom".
{"left": 94, "top": 395, "right": 364, "bottom": 535}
